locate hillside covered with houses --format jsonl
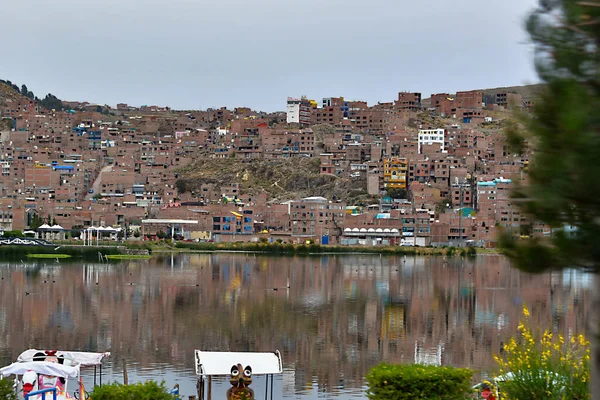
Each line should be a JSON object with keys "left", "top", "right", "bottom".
{"left": 0, "top": 80, "right": 540, "bottom": 247}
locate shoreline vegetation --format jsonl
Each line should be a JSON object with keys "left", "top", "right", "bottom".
{"left": 0, "top": 241, "right": 494, "bottom": 260}
{"left": 0, "top": 245, "right": 122, "bottom": 261}
{"left": 169, "top": 241, "right": 480, "bottom": 256}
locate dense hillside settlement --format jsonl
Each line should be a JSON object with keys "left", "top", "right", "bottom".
{"left": 0, "top": 80, "right": 541, "bottom": 247}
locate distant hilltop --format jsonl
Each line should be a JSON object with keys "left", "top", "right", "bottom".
{"left": 0, "top": 79, "right": 64, "bottom": 111}
{"left": 1, "top": 77, "right": 542, "bottom": 115}
{"left": 421, "top": 84, "right": 542, "bottom": 108}
{"left": 480, "top": 83, "right": 543, "bottom": 98}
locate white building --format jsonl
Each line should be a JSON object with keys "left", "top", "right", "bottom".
{"left": 418, "top": 128, "right": 445, "bottom": 154}
{"left": 286, "top": 97, "right": 301, "bottom": 124}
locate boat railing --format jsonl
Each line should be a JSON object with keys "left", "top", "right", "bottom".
{"left": 26, "top": 387, "right": 57, "bottom": 400}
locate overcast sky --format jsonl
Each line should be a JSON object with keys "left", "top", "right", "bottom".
{"left": 2, "top": 0, "right": 539, "bottom": 111}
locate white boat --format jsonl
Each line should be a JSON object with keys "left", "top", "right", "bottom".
{"left": 1, "top": 350, "right": 110, "bottom": 400}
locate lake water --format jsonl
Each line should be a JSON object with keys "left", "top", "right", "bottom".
{"left": 0, "top": 254, "right": 592, "bottom": 399}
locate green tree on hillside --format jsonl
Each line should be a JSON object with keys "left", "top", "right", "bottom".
{"left": 20, "top": 84, "right": 34, "bottom": 99}
{"left": 39, "top": 93, "right": 63, "bottom": 111}
{"left": 500, "top": 1, "right": 600, "bottom": 397}
{"left": 29, "top": 212, "right": 44, "bottom": 230}
{"left": 2, "top": 80, "right": 20, "bottom": 93}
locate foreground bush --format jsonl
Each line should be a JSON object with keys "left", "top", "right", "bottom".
{"left": 492, "top": 306, "right": 590, "bottom": 400}
{"left": 0, "top": 377, "right": 17, "bottom": 400}
{"left": 366, "top": 363, "right": 473, "bottom": 400}
{"left": 88, "top": 381, "right": 175, "bottom": 400}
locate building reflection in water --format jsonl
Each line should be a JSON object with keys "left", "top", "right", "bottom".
{"left": 0, "top": 254, "right": 590, "bottom": 397}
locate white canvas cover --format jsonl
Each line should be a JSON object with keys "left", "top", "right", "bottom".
{"left": 195, "top": 350, "right": 282, "bottom": 376}
{"left": 17, "top": 350, "right": 110, "bottom": 367}
{"left": 0, "top": 361, "right": 80, "bottom": 378}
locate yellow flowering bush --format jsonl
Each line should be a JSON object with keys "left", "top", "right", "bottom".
{"left": 492, "top": 306, "right": 590, "bottom": 400}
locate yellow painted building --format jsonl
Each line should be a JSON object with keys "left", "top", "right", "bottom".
{"left": 383, "top": 157, "right": 408, "bottom": 189}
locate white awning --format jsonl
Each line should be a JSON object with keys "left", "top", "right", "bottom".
{"left": 1, "top": 361, "right": 80, "bottom": 378}
{"left": 17, "top": 350, "right": 110, "bottom": 367}
{"left": 195, "top": 350, "right": 282, "bottom": 376}
{"left": 37, "top": 224, "right": 52, "bottom": 230}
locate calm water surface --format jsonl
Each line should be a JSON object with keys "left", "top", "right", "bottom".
{"left": 0, "top": 254, "right": 591, "bottom": 399}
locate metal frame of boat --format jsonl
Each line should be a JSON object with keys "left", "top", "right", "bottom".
{"left": 194, "top": 350, "right": 283, "bottom": 400}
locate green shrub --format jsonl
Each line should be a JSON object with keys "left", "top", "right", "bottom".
{"left": 89, "top": 381, "right": 175, "bottom": 400}
{"left": 2, "top": 230, "right": 23, "bottom": 237}
{"left": 0, "top": 377, "right": 17, "bottom": 400}
{"left": 366, "top": 363, "right": 473, "bottom": 400}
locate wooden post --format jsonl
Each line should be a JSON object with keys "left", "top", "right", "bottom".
{"left": 207, "top": 376, "right": 212, "bottom": 400}
{"left": 123, "top": 359, "right": 128, "bottom": 385}
{"left": 188, "top": 397, "right": 197, "bottom": 400}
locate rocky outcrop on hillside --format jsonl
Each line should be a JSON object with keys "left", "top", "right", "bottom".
{"left": 177, "top": 156, "right": 375, "bottom": 204}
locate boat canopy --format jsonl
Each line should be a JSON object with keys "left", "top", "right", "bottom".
{"left": 17, "top": 350, "right": 110, "bottom": 367}
{"left": 194, "top": 350, "right": 282, "bottom": 377}
{"left": 1, "top": 361, "right": 80, "bottom": 379}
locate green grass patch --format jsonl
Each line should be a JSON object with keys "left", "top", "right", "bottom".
{"left": 105, "top": 254, "right": 152, "bottom": 260}
{"left": 27, "top": 253, "right": 72, "bottom": 259}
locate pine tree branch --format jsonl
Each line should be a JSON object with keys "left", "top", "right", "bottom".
{"left": 565, "top": 23, "right": 587, "bottom": 34}
{"left": 577, "top": 18, "right": 600, "bottom": 26}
